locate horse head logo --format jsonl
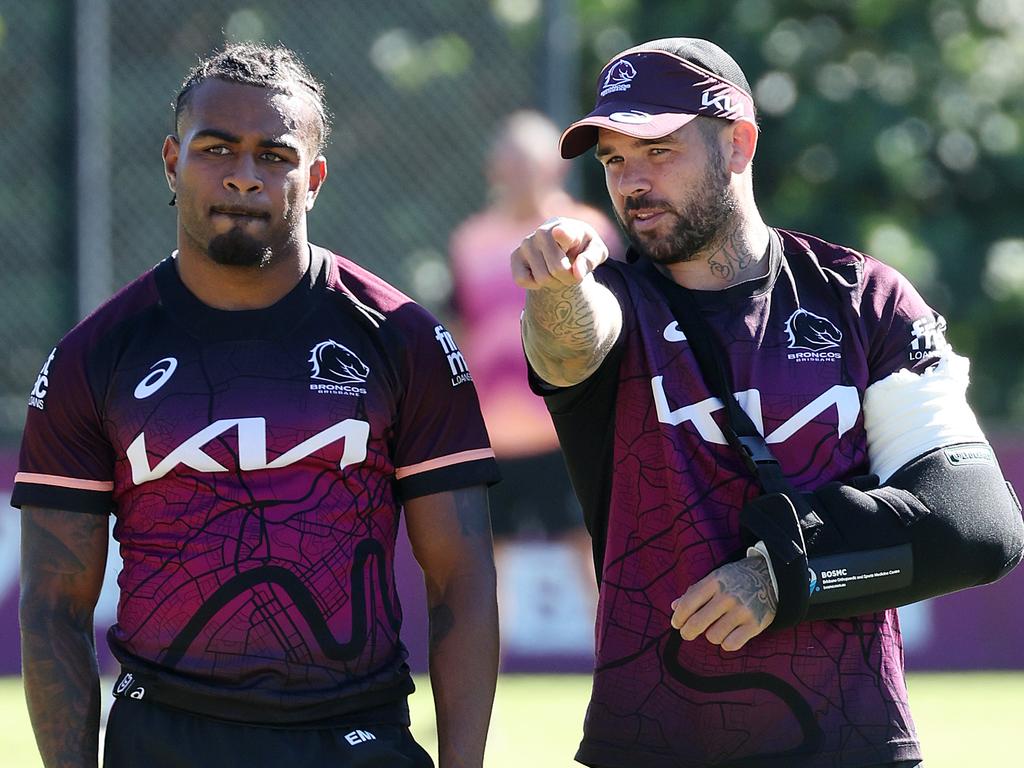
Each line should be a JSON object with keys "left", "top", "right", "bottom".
{"left": 309, "top": 340, "right": 370, "bottom": 384}
{"left": 603, "top": 59, "right": 637, "bottom": 89}
{"left": 785, "top": 309, "right": 842, "bottom": 352}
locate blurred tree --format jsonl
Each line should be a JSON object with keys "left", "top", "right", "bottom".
{"left": 569, "top": 0, "right": 1024, "bottom": 426}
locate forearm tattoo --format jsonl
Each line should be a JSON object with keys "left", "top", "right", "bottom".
{"left": 523, "top": 283, "right": 611, "bottom": 384}
{"left": 526, "top": 283, "right": 597, "bottom": 351}
{"left": 429, "top": 603, "right": 455, "bottom": 650}
{"left": 20, "top": 510, "right": 107, "bottom": 768}
{"left": 716, "top": 558, "right": 778, "bottom": 627}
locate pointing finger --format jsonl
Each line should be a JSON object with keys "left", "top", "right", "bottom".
{"left": 572, "top": 238, "right": 609, "bottom": 281}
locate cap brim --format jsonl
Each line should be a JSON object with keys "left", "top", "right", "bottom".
{"left": 559, "top": 110, "right": 700, "bottom": 159}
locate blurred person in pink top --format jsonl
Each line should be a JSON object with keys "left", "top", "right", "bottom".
{"left": 449, "top": 111, "right": 622, "bottom": 621}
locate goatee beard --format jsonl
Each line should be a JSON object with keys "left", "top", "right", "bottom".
{"left": 620, "top": 157, "right": 738, "bottom": 265}
{"left": 207, "top": 227, "right": 272, "bottom": 268}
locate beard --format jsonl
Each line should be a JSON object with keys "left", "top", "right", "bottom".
{"left": 618, "top": 151, "right": 739, "bottom": 265}
{"left": 206, "top": 226, "right": 273, "bottom": 268}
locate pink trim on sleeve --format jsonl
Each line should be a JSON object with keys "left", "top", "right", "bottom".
{"left": 394, "top": 448, "right": 495, "bottom": 480}
{"left": 14, "top": 472, "right": 114, "bottom": 492}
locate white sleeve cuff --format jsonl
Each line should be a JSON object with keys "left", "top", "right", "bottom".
{"left": 746, "top": 541, "right": 779, "bottom": 603}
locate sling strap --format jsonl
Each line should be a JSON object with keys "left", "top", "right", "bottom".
{"left": 640, "top": 244, "right": 817, "bottom": 627}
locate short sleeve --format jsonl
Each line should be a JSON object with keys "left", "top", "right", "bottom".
{"left": 12, "top": 336, "right": 114, "bottom": 514}
{"left": 862, "top": 260, "right": 950, "bottom": 385}
{"left": 388, "top": 303, "right": 500, "bottom": 501}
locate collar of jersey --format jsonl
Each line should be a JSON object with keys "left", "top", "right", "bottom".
{"left": 629, "top": 228, "right": 783, "bottom": 302}
{"left": 687, "top": 227, "right": 783, "bottom": 302}
{"left": 154, "top": 246, "right": 328, "bottom": 342}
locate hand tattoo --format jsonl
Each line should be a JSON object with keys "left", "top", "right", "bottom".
{"left": 716, "top": 557, "right": 778, "bottom": 627}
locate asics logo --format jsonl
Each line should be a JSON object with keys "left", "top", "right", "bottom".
{"left": 663, "top": 322, "right": 687, "bottom": 343}
{"left": 134, "top": 358, "right": 178, "bottom": 399}
{"left": 609, "top": 110, "right": 653, "bottom": 125}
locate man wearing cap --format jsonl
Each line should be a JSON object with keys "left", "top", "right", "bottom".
{"left": 511, "top": 38, "right": 1022, "bottom": 768}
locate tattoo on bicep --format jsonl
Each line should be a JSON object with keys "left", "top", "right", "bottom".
{"left": 453, "top": 489, "right": 492, "bottom": 540}
{"left": 429, "top": 603, "right": 455, "bottom": 649}
{"left": 717, "top": 559, "right": 778, "bottom": 626}
{"left": 21, "top": 510, "right": 107, "bottom": 578}
{"left": 20, "top": 510, "right": 105, "bottom": 767}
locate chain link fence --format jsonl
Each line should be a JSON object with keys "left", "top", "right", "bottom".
{"left": 0, "top": 0, "right": 557, "bottom": 441}
{"left": 0, "top": 2, "right": 76, "bottom": 442}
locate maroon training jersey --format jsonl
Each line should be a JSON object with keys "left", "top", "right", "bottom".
{"left": 536, "top": 229, "right": 948, "bottom": 767}
{"left": 13, "top": 245, "right": 499, "bottom": 724}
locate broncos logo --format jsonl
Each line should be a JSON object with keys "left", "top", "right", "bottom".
{"left": 309, "top": 340, "right": 370, "bottom": 384}
{"left": 785, "top": 309, "right": 842, "bottom": 352}
{"left": 603, "top": 59, "right": 637, "bottom": 88}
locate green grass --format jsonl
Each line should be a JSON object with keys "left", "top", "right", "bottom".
{"left": 1, "top": 672, "right": 1019, "bottom": 766}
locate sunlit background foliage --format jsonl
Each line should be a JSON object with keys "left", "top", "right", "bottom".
{"left": 0, "top": 0, "right": 1021, "bottom": 437}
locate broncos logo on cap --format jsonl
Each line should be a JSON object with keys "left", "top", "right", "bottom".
{"left": 309, "top": 340, "right": 370, "bottom": 384}
{"left": 785, "top": 309, "right": 842, "bottom": 352}
{"left": 603, "top": 59, "right": 637, "bottom": 88}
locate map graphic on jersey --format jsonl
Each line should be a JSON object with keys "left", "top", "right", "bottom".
{"left": 13, "top": 247, "right": 498, "bottom": 723}
{"left": 538, "top": 230, "right": 944, "bottom": 768}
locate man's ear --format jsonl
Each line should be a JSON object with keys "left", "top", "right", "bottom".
{"left": 162, "top": 135, "right": 180, "bottom": 193}
{"left": 305, "top": 156, "right": 328, "bottom": 212}
{"left": 726, "top": 120, "right": 758, "bottom": 174}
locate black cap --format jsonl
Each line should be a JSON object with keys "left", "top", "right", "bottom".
{"left": 559, "top": 37, "right": 756, "bottom": 159}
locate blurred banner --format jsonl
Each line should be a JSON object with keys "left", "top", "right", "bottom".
{"left": 4, "top": 438, "right": 1024, "bottom": 675}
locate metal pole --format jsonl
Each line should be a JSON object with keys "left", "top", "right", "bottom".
{"left": 543, "top": 0, "right": 582, "bottom": 196}
{"left": 75, "top": 0, "right": 112, "bottom": 318}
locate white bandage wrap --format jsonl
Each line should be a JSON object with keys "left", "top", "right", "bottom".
{"left": 746, "top": 541, "right": 779, "bottom": 603}
{"left": 863, "top": 352, "right": 985, "bottom": 483}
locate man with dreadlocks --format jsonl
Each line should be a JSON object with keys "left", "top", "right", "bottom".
{"left": 15, "top": 43, "right": 499, "bottom": 768}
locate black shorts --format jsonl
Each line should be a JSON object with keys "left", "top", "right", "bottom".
{"left": 103, "top": 696, "right": 434, "bottom": 768}
{"left": 489, "top": 450, "right": 582, "bottom": 538}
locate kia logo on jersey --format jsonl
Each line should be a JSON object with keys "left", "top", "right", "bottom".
{"left": 126, "top": 417, "right": 371, "bottom": 485}
{"left": 785, "top": 309, "right": 842, "bottom": 352}
{"left": 652, "top": 380, "right": 860, "bottom": 445}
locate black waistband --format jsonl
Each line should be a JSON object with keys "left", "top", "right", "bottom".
{"left": 111, "top": 667, "right": 413, "bottom": 729}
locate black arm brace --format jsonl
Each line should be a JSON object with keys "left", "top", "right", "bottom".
{"left": 740, "top": 442, "right": 1024, "bottom": 628}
